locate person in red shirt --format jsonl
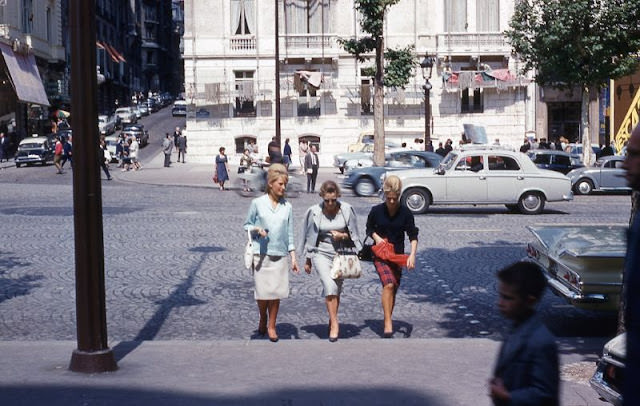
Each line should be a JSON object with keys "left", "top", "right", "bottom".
{"left": 54, "top": 136, "right": 64, "bottom": 174}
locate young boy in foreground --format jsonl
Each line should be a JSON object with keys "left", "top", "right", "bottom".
{"left": 489, "top": 261, "right": 559, "bottom": 406}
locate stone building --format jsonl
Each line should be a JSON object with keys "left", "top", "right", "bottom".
{"left": 182, "top": 0, "right": 534, "bottom": 165}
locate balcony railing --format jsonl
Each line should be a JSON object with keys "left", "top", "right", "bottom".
{"left": 230, "top": 35, "right": 256, "bottom": 51}
{"left": 282, "top": 33, "right": 337, "bottom": 50}
{"left": 436, "top": 33, "right": 510, "bottom": 54}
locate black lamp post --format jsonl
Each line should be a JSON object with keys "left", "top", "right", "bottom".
{"left": 420, "top": 55, "right": 435, "bottom": 149}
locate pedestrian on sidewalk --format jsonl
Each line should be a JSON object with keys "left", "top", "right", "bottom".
{"left": 60, "top": 135, "right": 72, "bottom": 170}
{"left": 173, "top": 127, "right": 181, "bottom": 153}
{"left": 0, "top": 132, "right": 7, "bottom": 162}
{"left": 162, "top": 133, "right": 173, "bottom": 167}
{"left": 129, "top": 137, "right": 141, "bottom": 170}
{"left": 298, "top": 139, "right": 308, "bottom": 174}
{"left": 300, "top": 180, "right": 362, "bottom": 342}
{"left": 214, "top": 146, "right": 230, "bottom": 190}
{"left": 283, "top": 138, "right": 292, "bottom": 169}
{"left": 304, "top": 145, "right": 319, "bottom": 193}
{"left": 365, "top": 175, "right": 418, "bottom": 338}
{"left": 177, "top": 132, "right": 187, "bottom": 163}
{"left": 489, "top": 261, "right": 559, "bottom": 406}
{"left": 53, "top": 136, "right": 64, "bottom": 174}
{"left": 99, "top": 137, "right": 112, "bottom": 180}
{"left": 243, "top": 164, "right": 299, "bottom": 342}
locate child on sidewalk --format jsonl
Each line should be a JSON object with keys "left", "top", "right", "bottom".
{"left": 489, "top": 261, "right": 559, "bottom": 406}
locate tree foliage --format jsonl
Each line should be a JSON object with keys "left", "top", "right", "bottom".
{"left": 505, "top": 0, "right": 640, "bottom": 90}
{"left": 337, "top": 0, "right": 415, "bottom": 88}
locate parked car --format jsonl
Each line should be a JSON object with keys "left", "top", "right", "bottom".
{"left": 343, "top": 150, "right": 442, "bottom": 196}
{"left": 566, "top": 155, "right": 630, "bottom": 195}
{"left": 14, "top": 135, "right": 56, "bottom": 167}
{"left": 590, "top": 332, "right": 625, "bottom": 406}
{"left": 333, "top": 141, "right": 402, "bottom": 174}
{"left": 146, "top": 98, "right": 159, "bottom": 113}
{"left": 115, "top": 107, "right": 137, "bottom": 125}
{"left": 172, "top": 100, "right": 187, "bottom": 117}
{"left": 391, "top": 145, "right": 573, "bottom": 215}
{"left": 567, "top": 143, "right": 602, "bottom": 164}
{"left": 526, "top": 224, "right": 625, "bottom": 312}
{"left": 122, "top": 124, "right": 149, "bottom": 147}
{"left": 527, "top": 149, "right": 584, "bottom": 174}
{"left": 98, "top": 114, "right": 117, "bottom": 135}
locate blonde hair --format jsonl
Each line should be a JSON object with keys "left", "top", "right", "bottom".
{"left": 266, "top": 163, "right": 289, "bottom": 193}
{"left": 382, "top": 175, "right": 402, "bottom": 195}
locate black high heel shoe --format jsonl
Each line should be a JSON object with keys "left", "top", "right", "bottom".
{"left": 328, "top": 320, "right": 338, "bottom": 342}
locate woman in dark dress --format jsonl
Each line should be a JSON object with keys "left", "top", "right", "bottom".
{"left": 215, "top": 146, "right": 230, "bottom": 190}
{"left": 365, "top": 175, "right": 418, "bottom": 338}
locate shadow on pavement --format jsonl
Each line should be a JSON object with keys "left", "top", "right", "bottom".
{"left": 0, "top": 385, "right": 446, "bottom": 406}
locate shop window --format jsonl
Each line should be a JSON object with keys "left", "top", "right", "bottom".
{"left": 235, "top": 135, "right": 256, "bottom": 154}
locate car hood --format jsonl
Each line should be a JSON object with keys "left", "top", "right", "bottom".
{"left": 527, "top": 225, "right": 626, "bottom": 258}
{"left": 604, "top": 333, "right": 626, "bottom": 359}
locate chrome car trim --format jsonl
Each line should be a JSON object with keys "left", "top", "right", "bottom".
{"left": 545, "top": 277, "right": 608, "bottom": 303}
{"left": 589, "top": 368, "right": 623, "bottom": 406}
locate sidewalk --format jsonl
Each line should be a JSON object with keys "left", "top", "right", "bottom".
{"left": 0, "top": 338, "right": 603, "bottom": 406}
{"left": 113, "top": 151, "right": 338, "bottom": 189}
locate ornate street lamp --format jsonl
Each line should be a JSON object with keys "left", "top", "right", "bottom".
{"left": 420, "top": 55, "right": 435, "bottom": 149}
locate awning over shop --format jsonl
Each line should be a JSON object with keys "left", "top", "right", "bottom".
{"left": 442, "top": 68, "right": 529, "bottom": 92}
{"left": 0, "top": 42, "right": 50, "bottom": 106}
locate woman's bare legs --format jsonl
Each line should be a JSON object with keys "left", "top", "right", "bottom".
{"left": 326, "top": 295, "right": 340, "bottom": 340}
{"left": 257, "top": 300, "right": 268, "bottom": 335}
{"left": 381, "top": 284, "right": 397, "bottom": 335}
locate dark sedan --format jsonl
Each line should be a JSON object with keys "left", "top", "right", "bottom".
{"left": 527, "top": 149, "right": 584, "bottom": 174}
{"left": 342, "top": 150, "right": 442, "bottom": 196}
{"left": 122, "top": 124, "right": 149, "bottom": 147}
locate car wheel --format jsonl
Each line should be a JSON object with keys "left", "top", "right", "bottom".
{"left": 574, "top": 179, "right": 594, "bottom": 195}
{"left": 517, "top": 192, "right": 545, "bottom": 215}
{"left": 401, "top": 188, "right": 430, "bottom": 214}
{"left": 15, "top": 163, "right": 20, "bottom": 168}
{"left": 354, "top": 178, "right": 377, "bottom": 197}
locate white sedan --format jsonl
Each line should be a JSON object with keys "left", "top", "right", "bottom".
{"left": 392, "top": 145, "right": 573, "bottom": 215}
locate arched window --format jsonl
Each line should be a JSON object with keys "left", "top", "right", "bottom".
{"left": 299, "top": 134, "right": 321, "bottom": 152}
{"left": 235, "top": 135, "right": 256, "bottom": 154}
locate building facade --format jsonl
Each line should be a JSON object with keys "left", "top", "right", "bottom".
{"left": 0, "top": 0, "right": 65, "bottom": 148}
{"left": 182, "top": 0, "right": 535, "bottom": 165}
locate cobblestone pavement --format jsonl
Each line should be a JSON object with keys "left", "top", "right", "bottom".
{"left": 0, "top": 173, "right": 630, "bottom": 343}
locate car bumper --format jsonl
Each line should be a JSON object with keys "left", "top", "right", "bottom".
{"left": 15, "top": 156, "right": 46, "bottom": 164}
{"left": 563, "top": 191, "right": 574, "bottom": 201}
{"left": 589, "top": 362, "right": 623, "bottom": 406}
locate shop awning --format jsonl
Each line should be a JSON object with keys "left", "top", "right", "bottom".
{"left": 0, "top": 42, "right": 50, "bottom": 106}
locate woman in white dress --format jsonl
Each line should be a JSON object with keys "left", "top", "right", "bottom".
{"left": 243, "top": 164, "right": 299, "bottom": 342}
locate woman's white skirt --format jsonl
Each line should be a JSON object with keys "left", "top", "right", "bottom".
{"left": 253, "top": 254, "right": 289, "bottom": 300}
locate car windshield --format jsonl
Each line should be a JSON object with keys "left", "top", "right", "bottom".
{"left": 440, "top": 152, "right": 458, "bottom": 171}
{"left": 20, "top": 142, "right": 44, "bottom": 149}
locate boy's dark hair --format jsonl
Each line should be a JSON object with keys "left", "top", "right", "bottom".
{"left": 497, "top": 261, "right": 547, "bottom": 300}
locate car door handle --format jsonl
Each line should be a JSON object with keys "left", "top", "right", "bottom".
{"left": 479, "top": 176, "right": 486, "bottom": 180}
{"left": 517, "top": 176, "right": 524, "bottom": 180}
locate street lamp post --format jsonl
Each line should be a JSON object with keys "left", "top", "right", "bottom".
{"left": 420, "top": 55, "right": 435, "bottom": 150}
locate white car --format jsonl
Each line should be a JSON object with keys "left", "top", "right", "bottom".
{"left": 115, "top": 107, "right": 137, "bottom": 125}
{"left": 98, "top": 114, "right": 116, "bottom": 135}
{"left": 391, "top": 145, "right": 573, "bottom": 215}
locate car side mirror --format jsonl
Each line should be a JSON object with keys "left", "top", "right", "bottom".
{"left": 435, "top": 167, "right": 445, "bottom": 175}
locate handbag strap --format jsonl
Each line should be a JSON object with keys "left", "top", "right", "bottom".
{"left": 247, "top": 228, "right": 253, "bottom": 248}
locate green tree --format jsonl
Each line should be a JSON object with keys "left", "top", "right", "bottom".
{"left": 505, "top": 0, "right": 640, "bottom": 165}
{"left": 338, "top": 0, "right": 415, "bottom": 166}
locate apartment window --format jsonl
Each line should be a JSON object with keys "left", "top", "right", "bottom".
{"left": 22, "top": 0, "right": 34, "bottom": 34}
{"left": 361, "top": 79, "right": 372, "bottom": 115}
{"left": 284, "top": 0, "right": 330, "bottom": 34}
{"left": 477, "top": 0, "right": 500, "bottom": 31}
{"left": 231, "top": 0, "right": 255, "bottom": 35}
{"left": 445, "top": 0, "right": 466, "bottom": 32}
{"left": 235, "top": 71, "right": 256, "bottom": 117}
{"left": 295, "top": 71, "right": 320, "bottom": 117}
{"left": 46, "top": 7, "right": 52, "bottom": 43}
{"left": 461, "top": 88, "right": 483, "bottom": 113}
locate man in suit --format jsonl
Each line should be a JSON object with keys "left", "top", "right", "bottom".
{"left": 304, "top": 145, "right": 319, "bottom": 193}
{"left": 622, "top": 124, "right": 640, "bottom": 406}
{"left": 490, "top": 261, "right": 559, "bottom": 406}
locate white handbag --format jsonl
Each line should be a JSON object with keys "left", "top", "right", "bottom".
{"left": 330, "top": 253, "right": 362, "bottom": 279}
{"left": 244, "top": 229, "right": 254, "bottom": 269}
